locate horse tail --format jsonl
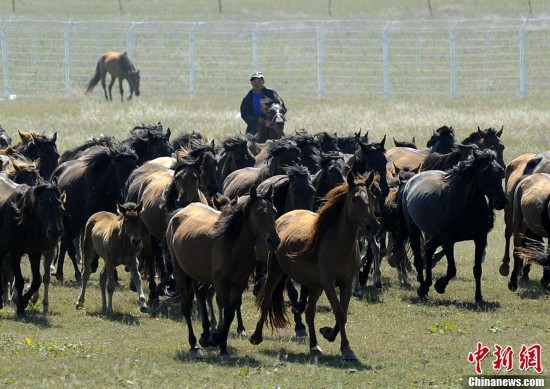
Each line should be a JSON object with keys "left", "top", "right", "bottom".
{"left": 80, "top": 217, "right": 97, "bottom": 273}
{"left": 85, "top": 56, "right": 104, "bottom": 94}
{"left": 256, "top": 257, "right": 290, "bottom": 330}
{"left": 515, "top": 237, "right": 550, "bottom": 267}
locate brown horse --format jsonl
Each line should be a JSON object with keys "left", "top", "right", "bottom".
{"left": 86, "top": 51, "right": 140, "bottom": 102}
{"left": 499, "top": 151, "right": 550, "bottom": 278}
{"left": 250, "top": 171, "right": 380, "bottom": 360}
{"left": 166, "top": 186, "right": 279, "bottom": 356}
{"left": 507, "top": 173, "right": 550, "bottom": 291}
{"left": 77, "top": 202, "right": 146, "bottom": 314}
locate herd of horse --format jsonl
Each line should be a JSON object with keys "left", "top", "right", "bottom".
{"left": 1, "top": 116, "right": 550, "bottom": 361}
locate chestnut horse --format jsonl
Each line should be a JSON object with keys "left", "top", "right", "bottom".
{"left": 77, "top": 202, "right": 146, "bottom": 314}
{"left": 250, "top": 171, "right": 380, "bottom": 360}
{"left": 86, "top": 51, "right": 140, "bottom": 102}
{"left": 507, "top": 173, "right": 550, "bottom": 291}
{"left": 166, "top": 186, "right": 279, "bottom": 356}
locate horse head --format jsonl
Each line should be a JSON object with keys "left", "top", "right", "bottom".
{"left": 472, "top": 149, "right": 507, "bottom": 210}
{"left": 249, "top": 185, "right": 280, "bottom": 252}
{"left": 32, "top": 183, "right": 65, "bottom": 241}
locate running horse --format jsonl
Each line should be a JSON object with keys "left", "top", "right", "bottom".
{"left": 250, "top": 171, "right": 381, "bottom": 360}
{"left": 166, "top": 186, "right": 280, "bottom": 356}
{"left": 255, "top": 98, "right": 286, "bottom": 143}
{"left": 86, "top": 51, "right": 140, "bottom": 102}
{"left": 391, "top": 149, "right": 507, "bottom": 303}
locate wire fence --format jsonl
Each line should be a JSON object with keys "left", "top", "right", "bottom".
{"left": 2, "top": 18, "right": 550, "bottom": 99}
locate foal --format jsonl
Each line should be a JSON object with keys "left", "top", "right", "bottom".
{"left": 76, "top": 202, "right": 147, "bottom": 314}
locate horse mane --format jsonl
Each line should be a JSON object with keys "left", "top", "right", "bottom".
{"left": 297, "top": 177, "right": 365, "bottom": 257}
{"left": 178, "top": 138, "right": 215, "bottom": 160}
{"left": 292, "top": 130, "right": 319, "bottom": 147}
{"left": 210, "top": 193, "right": 270, "bottom": 241}
{"left": 15, "top": 133, "right": 55, "bottom": 154}
{"left": 130, "top": 122, "right": 164, "bottom": 137}
{"left": 79, "top": 144, "right": 137, "bottom": 170}
{"left": 421, "top": 149, "right": 466, "bottom": 171}
{"left": 443, "top": 149, "right": 497, "bottom": 181}
{"left": 284, "top": 164, "right": 310, "bottom": 179}
{"left": 222, "top": 134, "right": 248, "bottom": 150}
{"left": 267, "top": 140, "right": 300, "bottom": 160}
{"left": 119, "top": 51, "right": 136, "bottom": 74}
{"left": 261, "top": 97, "right": 275, "bottom": 113}
{"left": 316, "top": 151, "right": 344, "bottom": 168}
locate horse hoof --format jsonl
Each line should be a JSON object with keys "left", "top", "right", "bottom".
{"left": 319, "top": 327, "right": 336, "bottom": 342}
{"left": 475, "top": 296, "right": 484, "bottom": 304}
{"left": 310, "top": 346, "right": 323, "bottom": 355}
{"left": 342, "top": 351, "right": 358, "bottom": 361}
{"left": 375, "top": 281, "right": 382, "bottom": 289}
{"left": 42, "top": 305, "right": 49, "bottom": 314}
{"left": 434, "top": 279, "right": 446, "bottom": 294}
{"left": 540, "top": 278, "right": 550, "bottom": 290}
{"left": 508, "top": 282, "right": 518, "bottom": 292}
{"left": 237, "top": 329, "right": 246, "bottom": 337}
{"left": 199, "top": 335, "right": 212, "bottom": 348}
{"left": 188, "top": 347, "right": 203, "bottom": 358}
{"left": 219, "top": 349, "right": 229, "bottom": 356}
{"left": 76, "top": 302, "right": 83, "bottom": 310}
{"left": 295, "top": 328, "right": 308, "bottom": 338}
{"left": 139, "top": 306, "right": 148, "bottom": 313}
{"left": 499, "top": 263, "right": 510, "bottom": 277}
{"left": 249, "top": 333, "right": 263, "bottom": 345}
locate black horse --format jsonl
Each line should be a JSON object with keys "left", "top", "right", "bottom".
{"left": 392, "top": 149, "right": 507, "bottom": 303}
{"left": 0, "top": 180, "right": 64, "bottom": 315}
{"left": 12, "top": 131, "right": 59, "bottom": 180}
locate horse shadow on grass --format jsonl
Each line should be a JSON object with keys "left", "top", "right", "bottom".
{"left": 259, "top": 348, "right": 377, "bottom": 370}
{"left": 2, "top": 310, "right": 55, "bottom": 328}
{"left": 174, "top": 347, "right": 263, "bottom": 366}
{"left": 402, "top": 296, "right": 501, "bottom": 312}
{"left": 86, "top": 310, "right": 142, "bottom": 325}
{"left": 515, "top": 280, "right": 550, "bottom": 300}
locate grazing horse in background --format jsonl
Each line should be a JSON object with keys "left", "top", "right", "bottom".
{"left": 499, "top": 151, "right": 550, "bottom": 279}
{"left": 216, "top": 134, "right": 256, "bottom": 185}
{"left": 85, "top": 51, "right": 140, "bottom": 102}
{"left": 255, "top": 98, "right": 286, "bottom": 143}
{"left": 391, "top": 149, "right": 506, "bottom": 303}
{"left": 13, "top": 131, "right": 59, "bottom": 180}
{"left": 462, "top": 126, "right": 505, "bottom": 169}
{"left": 51, "top": 145, "right": 138, "bottom": 283}
{"left": 250, "top": 171, "right": 380, "bottom": 360}
{"left": 507, "top": 173, "right": 550, "bottom": 291}
{"left": 166, "top": 186, "right": 280, "bottom": 356}
{"left": 0, "top": 180, "right": 64, "bottom": 315}
{"left": 77, "top": 202, "right": 146, "bottom": 314}
{"left": 222, "top": 140, "right": 301, "bottom": 199}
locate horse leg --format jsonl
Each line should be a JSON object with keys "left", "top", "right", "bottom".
{"left": 305, "top": 288, "right": 323, "bottom": 355}
{"left": 107, "top": 76, "right": 116, "bottom": 102}
{"left": 286, "top": 279, "right": 307, "bottom": 337}
{"left": 54, "top": 238, "right": 67, "bottom": 281}
{"left": 76, "top": 253, "right": 96, "bottom": 310}
{"left": 216, "top": 284, "right": 246, "bottom": 355}
{"left": 19, "top": 252, "right": 42, "bottom": 316}
{"left": 118, "top": 78, "right": 124, "bottom": 102}
{"left": 541, "top": 268, "right": 550, "bottom": 290}
{"left": 41, "top": 249, "right": 55, "bottom": 314}
{"left": 66, "top": 237, "right": 82, "bottom": 284}
{"left": 434, "top": 241, "right": 457, "bottom": 297}
{"left": 105, "top": 264, "right": 117, "bottom": 315}
{"left": 129, "top": 259, "right": 148, "bottom": 313}
{"left": 250, "top": 253, "right": 287, "bottom": 346}
{"left": 99, "top": 264, "right": 108, "bottom": 314}
{"left": 499, "top": 204, "right": 513, "bottom": 276}
{"left": 368, "top": 235, "right": 382, "bottom": 288}
{"left": 194, "top": 284, "right": 213, "bottom": 348}
{"left": 408, "top": 223, "right": 428, "bottom": 300}
{"left": 253, "top": 260, "right": 266, "bottom": 297}
{"left": 100, "top": 72, "right": 109, "bottom": 100}
{"left": 173, "top": 262, "right": 201, "bottom": 356}
{"left": 235, "top": 303, "right": 246, "bottom": 336}
{"left": 472, "top": 236, "right": 488, "bottom": 303}
{"left": 0, "top": 256, "right": 4, "bottom": 310}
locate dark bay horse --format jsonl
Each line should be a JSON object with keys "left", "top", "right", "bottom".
{"left": 77, "top": 202, "right": 146, "bottom": 314}
{"left": 58, "top": 134, "right": 119, "bottom": 164}
{"left": 166, "top": 186, "right": 280, "bottom": 356}
{"left": 507, "top": 173, "right": 550, "bottom": 291}
{"left": 222, "top": 140, "right": 301, "bottom": 199}
{"left": 216, "top": 134, "right": 256, "bottom": 185}
{"left": 13, "top": 131, "right": 59, "bottom": 180}
{"left": 462, "top": 126, "right": 505, "bottom": 169}
{"left": 86, "top": 51, "right": 140, "bottom": 102}
{"left": 0, "top": 180, "right": 64, "bottom": 315}
{"left": 255, "top": 98, "right": 286, "bottom": 143}
{"left": 393, "top": 149, "right": 507, "bottom": 303}
{"left": 250, "top": 171, "right": 380, "bottom": 360}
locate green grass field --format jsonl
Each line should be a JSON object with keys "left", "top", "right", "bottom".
{"left": 0, "top": 96, "right": 549, "bottom": 388}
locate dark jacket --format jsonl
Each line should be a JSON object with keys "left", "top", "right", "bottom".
{"left": 240, "top": 87, "right": 286, "bottom": 135}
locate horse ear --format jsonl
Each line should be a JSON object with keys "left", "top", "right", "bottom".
{"left": 249, "top": 185, "right": 258, "bottom": 198}
{"left": 265, "top": 184, "right": 273, "bottom": 199}
{"left": 210, "top": 139, "right": 215, "bottom": 149}
{"left": 477, "top": 127, "right": 484, "bottom": 139}
{"left": 355, "top": 129, "right": 361, "bottom": 139}
{"left": 346, "top": 170, "right": 355, "bottom": 187}
{"left": 497, "top": 126, "right": 504, "bottom": 137}
{"left": 51, "top": 132, "right": 57, "bottom": 143}
{"left": 135, "top": 201, "right": 143, "bottom": 213}
{"left": 364, "top": 170, "right": 375, "bottom": 187}
{"left": 60, "top": 191, "right": 67, "bottom": 209}
{"left": 380, "top": 134, "right": 386, "bottom": 148}
{"left": 117, "top": 203, "right": 125, "bottom": 214}
{"left": 195, "top": 152, "right": 204, "bottom": 167}
{"left": 411, "top": 136, "right": 416, "bottom": 146}
{"left": 230, "top": 196, "right": 239, "bottom": 206}
{"left": 165, "top": 127, "right": 171, "bottom": 140}
{"left": 412, "top": 163, "right": 421, "bottom": 174}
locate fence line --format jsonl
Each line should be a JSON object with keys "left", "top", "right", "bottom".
{"left": 2, "top": 18, "right": 550, "bottom": 99}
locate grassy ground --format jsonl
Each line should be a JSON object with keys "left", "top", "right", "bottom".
{"left": 0, "top": 96, "right": 549, "bottom": 388}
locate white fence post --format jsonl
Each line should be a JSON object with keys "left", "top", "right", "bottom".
{"left": 1, "top": 20, "right": 10, "bottom": 98}
{"left": 519, "top": 18, "right": 528, "bottom": 99}
{"left": 317, "top": 22, "right": 325, "bottom": 99}
{"left": 252, "top": 22, "right": 259, "bottom": 71}
{"left": 188, "top": 22, "right": 198, "bottom": 98}
{"left": 450, "top": 20, "right": 459, "bottom": 98}
{"left": 382, "top": 21, "right": 392, "bottom": 99}
{"left": 64, "top": 21, "right": 73, "bottom": 96}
